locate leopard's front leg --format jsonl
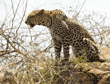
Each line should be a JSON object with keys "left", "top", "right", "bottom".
{"left": 53, "top": 38, "right": 62, "bottom": 65}
{"left": 63, "top": 43, "right": 69, "bottom": 62}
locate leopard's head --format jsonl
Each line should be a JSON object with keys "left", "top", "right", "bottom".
{"left": 25, "top": 9, "right": 52, "bottom": 28}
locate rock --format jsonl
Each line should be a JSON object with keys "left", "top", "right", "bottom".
{"left": 52, "top": 61, "right": 110, "bottom": 84}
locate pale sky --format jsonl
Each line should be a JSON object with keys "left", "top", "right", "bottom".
{"left": 0, "top": 0, "right": 110, "bottom": 20}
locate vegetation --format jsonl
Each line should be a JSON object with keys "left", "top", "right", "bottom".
{"left": 0, "top": 0, "right": 110, "bottom": 83}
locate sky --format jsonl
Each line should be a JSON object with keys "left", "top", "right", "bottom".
{"left": 27, "top": 0, "right": 110, "bottom": 16}
{"left": 0, "top": 0, "right": 110, "bottom": 19}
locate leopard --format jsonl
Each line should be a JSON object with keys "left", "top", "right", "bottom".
{"left": 25, "top": 9, "right": 105, "bottom": 65}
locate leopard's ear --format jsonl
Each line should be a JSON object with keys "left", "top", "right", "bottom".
{"left": 39, "top": 9, "right": 44, "bottom": 15}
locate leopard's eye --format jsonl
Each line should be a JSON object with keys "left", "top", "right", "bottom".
{"left": 30, "top": 15, "right": 34, "bottom": 18}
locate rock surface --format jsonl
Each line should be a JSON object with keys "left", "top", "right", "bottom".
{"left": 52, "top": 61, "right": 110, "bottom": 84}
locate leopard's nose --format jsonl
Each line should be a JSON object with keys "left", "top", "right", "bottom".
{"left": 25, "top": 21, "right": 27, "bottom": 24}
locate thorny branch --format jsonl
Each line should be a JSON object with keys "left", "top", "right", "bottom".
{"left": 0, "top": 30, "right": 28, "bottom": 58}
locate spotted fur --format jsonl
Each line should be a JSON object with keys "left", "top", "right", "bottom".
{"left": 25, "top": 9, "right": 104, "bottom": 64}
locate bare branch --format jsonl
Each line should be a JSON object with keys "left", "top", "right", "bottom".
{"left": 0, "top": 30, "right": 28, "bottom": 58}
{"left": 16, "top": 0, "right": 28, "bottom": 34}
{"left": 0, "top": 50, "right": 17, "bottom": 56}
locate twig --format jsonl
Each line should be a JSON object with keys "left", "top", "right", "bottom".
{"left": 0, "top": 50, "right": 17, "bottom": 56}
